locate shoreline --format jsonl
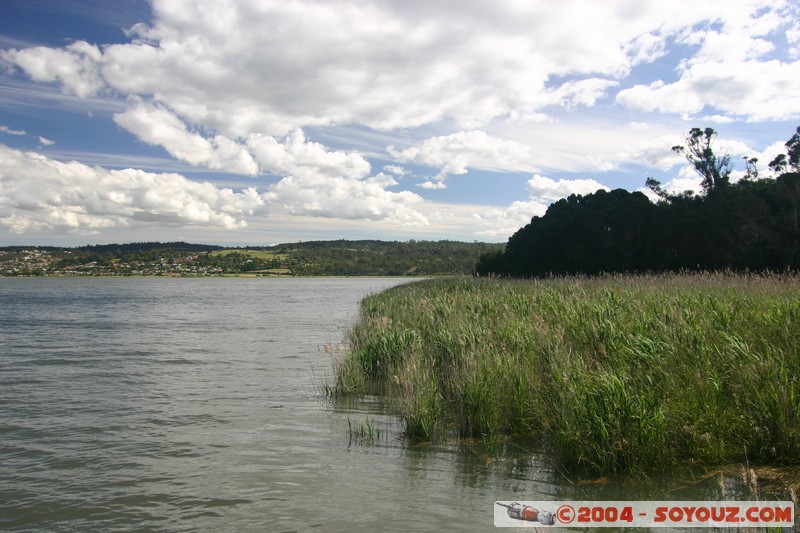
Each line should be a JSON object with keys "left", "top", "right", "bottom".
{"left": 0, "top": 273, "right": 426, "bottom": 279}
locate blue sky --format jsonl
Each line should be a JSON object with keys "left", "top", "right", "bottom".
{"left": 1, "top": 0, "right": 799, "bottom": 246}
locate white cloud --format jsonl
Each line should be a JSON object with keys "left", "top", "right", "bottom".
{"left": 267, "top": 174, "right": 428, "bottom": 226}
{"left": 472, "top": 199, "right": 549, "bottom": 238}
{"left": 2, "top": 0, "right": 798, "bottom": 244}
{"left": 617, "top": 3, "right": 800, "bottom": 121}
{"left": 617, "top": 59, "right": 800, "bottom": 121}
{"left": 615, "top": 134, "right": 684, "bottom": 170}
{"left": 382, "top": 165, "right": 406, "bottom": 176}
{"left": 623, "top": 32, "right": 668, "bottom": 65}
{"left": 113, "top": 103, "right": 259, "bottom": 175}
{"left": 554, "top": 78, "right": 619, "bottom": 110}
{"left": 2, "top": 41, "right": 104, "bottom": 98}
{"left": 0, "top": 144, "right": 268, "bottom": 233}
{"left": 525, "top": 174, "right": 609, "bottom": 203}
{"left": 247, "top": 129, "right": 371, "bottom": 180}
{"left": 714, "top": 138, "right": 754, "bottom": 159}
{"left": 38, "top": 136, "right": 55, "bottom": 146}
{"left": 0, "top": 142, "right": 433, "bottom": 232}
{"left": 789, "top": 17, "right": 800, "bottom": 59}
{"left": 367, "top": 172, "right": 398, "bottom": 188}
{"left": 699, "top": 115, "right": 737, "bottom": 124}
{"left": 0, "top": 125, "right": 27, "bottom": 136}
{"left": 113, "top": 102, "right": 374, "bottom": 181}
{"left": 390, "top": 130, "right": 535, "bottom": 183}
{"left": 681, "top": 4, "right": 784, "bottom": 63}
{"left": 9, "top": 0, "right": 789, "bottom": 138}
{"left": 419, "top": 180, "right": 448, "bottom": 190}
{"left": 661, "top": 167, "right": 704, "bottom": 197}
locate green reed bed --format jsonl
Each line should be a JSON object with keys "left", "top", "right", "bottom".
{"left": 333, "top": 273, "right": 800, "bottom": 474}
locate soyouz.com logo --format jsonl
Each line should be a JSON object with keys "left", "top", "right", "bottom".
{"left": 493, "top": 501, "right": 795, "bottom": 528}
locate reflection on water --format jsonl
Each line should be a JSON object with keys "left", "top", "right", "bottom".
{"left": 0, "top": 278, "right": 796, "bottom": 532}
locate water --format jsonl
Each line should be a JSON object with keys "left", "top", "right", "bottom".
{"left": 0, "top": 278, "right": 795, "bottom": 532}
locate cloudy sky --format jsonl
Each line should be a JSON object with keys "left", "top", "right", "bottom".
{"left": 1, "top": 0, "right": 798, "bottom": 246}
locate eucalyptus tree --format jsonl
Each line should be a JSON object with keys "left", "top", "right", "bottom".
{"left": 672, "top": 127, "right": 732, "bottom": 194}
{"left": 768, "top": 126, "right": 800, "bottom": 175}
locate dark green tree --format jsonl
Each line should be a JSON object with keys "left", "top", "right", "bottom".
{"left": 742, "top": 156, "right": 759, "bottom": 181}
{"left": 769, "top": 153, "right": 788, "bottom": 174}
{"left": 476, "top": 125, "right": 800, "bottom": 276}
{"left": 777, "top": 173, "right": 800, "bottom": 237}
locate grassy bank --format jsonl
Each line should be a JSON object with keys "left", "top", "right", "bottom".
{"left": 333, "top": 273, "right": 800, "bottom": 474}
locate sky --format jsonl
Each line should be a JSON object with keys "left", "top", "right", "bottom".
{"left": 0, "top": 0, "right": 799, "bottom": 246}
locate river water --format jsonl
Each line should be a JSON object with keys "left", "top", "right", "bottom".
{"left": 0, "top": 278, "right": 794, "bottom": 532}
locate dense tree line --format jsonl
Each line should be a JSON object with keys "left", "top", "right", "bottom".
{"left": 76, "top": 242, "right": 224, "bottom": 255}
{"left": 476, "top": 127, "right": 800, "bottom": 277}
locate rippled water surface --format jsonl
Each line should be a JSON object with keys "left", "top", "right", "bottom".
{"left": 1, "top": 278, "right": 792, "bottom": 532}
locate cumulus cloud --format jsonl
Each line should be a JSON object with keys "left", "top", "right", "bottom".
{"left": 0, "top": 143, "right": 429, "bottom": 233}
{"left": 617, "top": 60, "right": 800, "bottom": 121}
{"left": 2, "top": 41, "right": 104, "bottom": 98}
{"left": 367, "top": 172, "right": 398, "bottom": 188}
{"left": 525, "top": 174, "right": 609, "bottom": 203}
{"left": 382, "top": 165, "right": 406, "bottom": 177}
{"left": 8, "top": 0, "right": 788, "bottom": 138}
{"left": 419, "top": 180, "right": 448, "bottom": 190}
{"left": 616, "top": 134, "right": 684, "bottom": 170}
{"left": 660, "top": 167, "right": 705, "bottom": 197}
{"left": 2, "top": 0, "right": 798, "bottom": 243}
{"left": 617, "top": 4, "right": 800, "bottom": 121}
{"left": 0, "top": 144, "right": 268, "bottom": 233}
{"left": 267, "top": 174, "right": 428, "bottom": 227}
{"left": 113, "top": 103, "right": 259, "bottom": 175}
{"left": 113, "top": 102, "right": 375, "bottom": 181}
{"left": 389, "top": 130, "right": 534, "bottom": 187}
{"left": 553, "top": 78, "right": 619, "bottom": 110}
{"left": 247, "top": 129, "right": 371, "bottom": 180}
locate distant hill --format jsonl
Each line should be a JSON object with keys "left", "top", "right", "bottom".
{"left": 0, "top": 240, "right": 503, "bottom": 277}
{"left": 255, "top": 239, "right": 504, "bottom": 276}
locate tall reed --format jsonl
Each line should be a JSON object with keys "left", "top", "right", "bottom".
{"left": 333, "top": 273, "right": 800, "bottom": 474}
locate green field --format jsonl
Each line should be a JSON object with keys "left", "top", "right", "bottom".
{"left": 209, "top": 249, "right": 289, "bottom": 261}
{"left": 332, "top": 273, "right": 800, "bottom": 474}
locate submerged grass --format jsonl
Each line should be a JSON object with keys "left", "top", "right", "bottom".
{"left": 347, "top": 416, "right": 381, "bottom": 445}
{"left": 332, "top": 272, "right": 800, "bottom": 475}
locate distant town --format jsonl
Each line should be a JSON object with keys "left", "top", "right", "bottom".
{"left": 0, "top": 248, "right": 227, "bottom": 277}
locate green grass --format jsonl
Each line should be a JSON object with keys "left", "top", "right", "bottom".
{"left": 332, "top": 273, "right": 800, "bottom": 475}
{"left": 347, "top": 416, "right": 381, "bottom": 445}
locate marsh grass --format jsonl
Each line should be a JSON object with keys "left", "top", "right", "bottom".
{"left": 347, "top": 416, "right": 381, "bottom": 445}
{"left": 333, "top": 272, "right": 800, "bottom": 474}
